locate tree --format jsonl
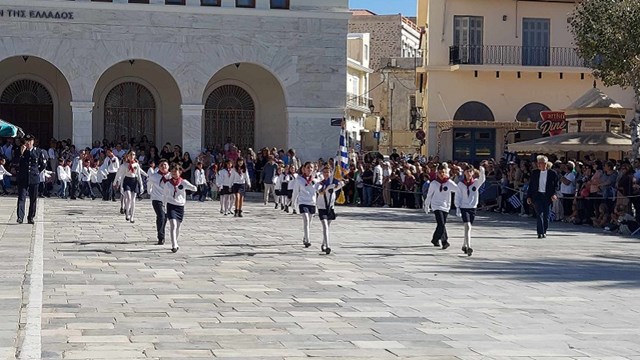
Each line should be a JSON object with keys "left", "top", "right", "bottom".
{"left": 570, "top": 0, "right": 640, "bottom": 96}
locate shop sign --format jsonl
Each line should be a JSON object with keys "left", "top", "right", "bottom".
{"left": 538, "top": 111, "right": 567, "bottom": 136}
{"left": 0, "top": 9, "right": 74, "bottom": 20}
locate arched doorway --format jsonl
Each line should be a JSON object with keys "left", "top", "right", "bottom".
{"left": 452, "top": 101, "right": 495, "bottom": 163}
{"left": 0, "top": 79, "right": 54, "bottom": 143}
{"left": 204, "top": 84, "right": 255, "bottom": 150}
{"left": 516, "top": 102, "right": 550, "bottom": 142}
{"left": 103, "top": 82, "right": 156, "bottom": 144}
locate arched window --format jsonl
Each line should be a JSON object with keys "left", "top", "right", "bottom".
{"left": 516, "top": 102, "right": 551, "bottom": 123}
{"left": 0, "top": 79, "right": 54, "bottom": 142}
{"left": 204, "top": 85, "right": 255, "bottom": 150}
{"left": 1, "top": 79, "right": 52, "bottom": 105}
{"left": 104, "top": 82, "right": 156, "bottom": 143}
{"left": 453, "top": 101, "right": 494, "bottom": 121}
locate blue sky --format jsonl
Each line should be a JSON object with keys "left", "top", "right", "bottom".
{"left": 349, "top": 0, "right": 416, "bottom": 16}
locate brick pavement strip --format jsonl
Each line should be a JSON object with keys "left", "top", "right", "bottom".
{"left": 1, "top": 196, "right": 640, "bottom": 359}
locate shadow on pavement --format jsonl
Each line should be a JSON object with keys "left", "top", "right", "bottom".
{"left": 439, "top": 257, "right": 640, "bottom": 288}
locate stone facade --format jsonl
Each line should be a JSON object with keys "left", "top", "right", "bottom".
{"left": 0, "top": 0, "right": 349, "bottom": 161}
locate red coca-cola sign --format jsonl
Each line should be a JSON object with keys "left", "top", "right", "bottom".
{"left": 538, "top": 111, "right": 567, "bottom": 136}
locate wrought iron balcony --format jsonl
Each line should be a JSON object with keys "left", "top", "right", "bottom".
{"left": 449, "top": 45, "right": 587, "bottom": 67}
{"left": 346, "top": 94, "right": 371, "bottom": 112}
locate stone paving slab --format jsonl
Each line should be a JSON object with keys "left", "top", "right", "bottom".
{"left": 2, "top": 194, "right": 640, "bottom": 359}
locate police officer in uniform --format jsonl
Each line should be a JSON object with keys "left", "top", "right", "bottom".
{"left": 16, "top": 134, "right": 47, "bottom": 224}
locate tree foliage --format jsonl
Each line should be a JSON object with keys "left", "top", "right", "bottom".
{"left": 570, "top": 0, "right": 640, "bottom": 96}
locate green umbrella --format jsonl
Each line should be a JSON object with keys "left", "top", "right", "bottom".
{"left": 0, "top": 119, "right": 25, "bottom": 138}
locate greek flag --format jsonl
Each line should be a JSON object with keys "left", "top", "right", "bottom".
{"left": 507, "top": 194, "right": 522, "bottom": 209}
{"left": 339, "top": 125, "right": 349, "bottom": 174}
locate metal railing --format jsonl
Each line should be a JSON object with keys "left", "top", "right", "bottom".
{"left": 346, "top": 94, "right": 371, "bottom": 110}
{"left": 449, "top": 45, "right": 587, "bottom": 67}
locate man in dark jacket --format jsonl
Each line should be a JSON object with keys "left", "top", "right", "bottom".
{"left": 527, "top": 155, "right": 559, "bottom": 238}
{"left": 16, "top": 135, "right": 47, "bottom": 224}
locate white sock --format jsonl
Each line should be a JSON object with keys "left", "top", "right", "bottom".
{"left": 302, "top": 212, "right": 312, "bottom": 242}
{"left": 464, "top": 222, "right": 472, "bottom": 248}
{"left": 169, "top": 219, "right": 180, "bottom": 249}
{"left": 321, "top": 219, "right": 331, "bottom": 247}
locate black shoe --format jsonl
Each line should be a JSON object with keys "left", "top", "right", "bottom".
{"left": 70, "top": 197, "right": 76, "bottom": 200}
{"left": 120, "top": 208, "right": 124, "bottom": 214}
{"left": 442, "top": 242, "right": 450, "bottom": 250}
{"left": 461, "top": 246, "right": 468, "bottom": 254}
{"left": 293, "top": 210, "right": 297, "bottom": 214}
{"left": 27, "top": 218, "right": 34, "bottom": 224}
{"left": 284, "top": 206, "right": 289, "bottom": 213}
{"left": 274, "top": 203, "right": 278, "bottom": 209}
{"left": 467, "top": 248, "right": 473, "bottom": 257}
{"left": 234, "top": 210, "right": 238, "bottom": 217}
{"left": 17, "top": 219, "right": 23, "bottom": 224}
{"left": 112, "top": 198, "right": 116, "bottom": 202}
{"left": 325, "top": 247, "right": 331, "bottom": 255}
{"left": 79, "top": 196, "right": 84, "bottom": 200}
{"left": 431, "top": 240, "right": 440, "bottom": 247}
{"left": 238, "top": 210, "right": 243, "bottom": 218}
{"left": 281, "top": 204, "right": 284, "bottom": 210}
{"left": 537, "top": 234, "right": 542, "bottom": 239}
{"left": 157, "top": 239, "right": 165, "bottom": 245}
{"left": 171, "top": 247, "right": 179, "bottom": 253}
{"left": 542, "top": 234, "right": 546, "bottom": 238}
{"left": 91, "top": 196, "right": 96, "bottom": 200}
{"left": 303, "top": 241, "right": 311, "bottom": 248}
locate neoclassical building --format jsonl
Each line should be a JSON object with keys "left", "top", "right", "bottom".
{"left": 0, "top": 0, "right": 349, "bottom": 160}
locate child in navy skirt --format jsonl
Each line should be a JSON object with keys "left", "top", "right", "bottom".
{"left": 163, "top": 163, "right": 197, "bottom": 253}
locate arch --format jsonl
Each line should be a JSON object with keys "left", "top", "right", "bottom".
{"left": 453, "top": 101, "right": 495, "bottom": 121}
{"left": 516, "top": 102, "right": 551, "bottom": 123}
{"left": 202, "top": 63, "right": 287, "bottom": 151}
{"left": 0, "top": 56, "right": 72, "bottom": 143}
{"left": 204, "top": 84, "right": 256, "bottom": 150}
{"left": 103, "top": 82, "right": 157, "bottom": 143}
{"left": 92, "top": 60, "right": 182, "bottom": 146}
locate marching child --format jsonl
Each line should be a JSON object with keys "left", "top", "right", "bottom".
{"left": 114, "top": 150, "right": 144, "bottom": 223}
{"left": 316, "top": 165, "right": 344, "bottom": 254}
{"left": 91, "top": 160, "right": 104, "bottom": 198}
{"left": 163, "top": 163, "right": 197, "bottom": 253}
{"left": 279, "top": 164, "right": 293, "bottom": 213}
{"left": 292, "top": 162, "right": 322, "bottom": 248}
{"left": 57, "top": 158, "right": 71, "bottom": 199}
{"left": 149, "top": 159, "right": 170, "bottom": 245}
{"left": 80, "top": 159, "right": 96, "bottom": 200}
{"left": 273, "top": 165, "right": 284, "bottom": 209}
{"left": 207, "top": 162, "right": 218, "bottom": 201}
{"left": 38, "top": 168, "right": 52, "bottom": 198}
{"left": 194, "top": 162, "right": 207, "bottom": 202}
{"left": 217, "top": 160, "right": 234, "bottom": 215}
{"left": 425, "top": 163, "right": 459, "bottom": 250}
{"left": 231, "top": 158, "right": 251, "bottom": 217}
{"left": 454, "top": 162, "right": 486, "bottom": 256}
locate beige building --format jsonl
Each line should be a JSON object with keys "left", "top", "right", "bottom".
{"left": 0, "top": 0, "right": 350, "bottom": 161}
{"left": 349, "top": 10, "right": 422, "bottom": 155}
{"left": 345, "top": 33, "right": 373, "bottom": 149}
{"left": 417, "top": 0, "right": 636, "bottom": 163}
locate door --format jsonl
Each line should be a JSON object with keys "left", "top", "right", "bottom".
{"left": 454, "top": 16, "right": 483, "bottom": 64}
{"left": 204, "top": 85, "right": 255, "bottom": 150}
{"left": 452, "top": 128, "right": 495, "bottom": 164}
{"left": 522, "top": 18, "right": 550, "bottom": 66}
{"left": 0, "top": 79, "right": 54, "bottom": 144}
{"left": 104, "top": 82, "right": 156, "bottom": 144}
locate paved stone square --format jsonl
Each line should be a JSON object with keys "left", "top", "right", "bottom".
{"left": 1, "top": 196, "right": 640, "bottom": 359}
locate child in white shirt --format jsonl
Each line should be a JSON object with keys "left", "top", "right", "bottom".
{"left": 194, "top": 162, "right": 207, "bottom": 202}
{"left": 0, "top": 158, "right": 11, "bottom": 195}
{"left": 57, "top": 158, "right": 71, "bottom": 198}
{"left": 163, "top": 163, "right": 197, "bottom": 253}
{"left": 425, "top": 163, "right": 459, "bottom": 250}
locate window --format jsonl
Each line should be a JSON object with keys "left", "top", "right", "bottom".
{"left": 129, "top": 0, "right": 149, "bottom": 3}
{"left": 201, "top": 0, "right": 221, "bottom": 5}
{"left": 91, "top": 0, "right": 113, "bottom": 2}
{"left": 453, "top": 16, "right": 483, "bottom": 64}
{"left": 165, "top": 0, "right": 185, "bottom": 4}
{"left": 236, "top": 0, "right": 255, "bottom": 8}
{"left": 270, "top": 0, "right": 289, "bottom": 9}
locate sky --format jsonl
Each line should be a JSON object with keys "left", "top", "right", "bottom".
{"left": 349, "top": 0, "right": 416, "bottom": 17}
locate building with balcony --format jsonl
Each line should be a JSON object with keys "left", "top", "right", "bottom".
{"left": 0, "top": 0, "right": 350, "bottom": 161}
{"left": 345, "top": 33, "right": 373, "bottom": 150}
{"left": 349, "top": 10, "right": 422, "bottom": 155}
{"left": 416, "top": 0, "right": 636, "bottom": 163}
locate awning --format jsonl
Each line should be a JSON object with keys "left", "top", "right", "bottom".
{"left": 507, "top": 132, "right": 631, "bottom": 153}
{"left": 0, "top": 119, "right": 25, "bottom": 138}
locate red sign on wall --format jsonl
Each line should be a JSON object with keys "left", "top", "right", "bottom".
{"left": 538, "top": 111, "right": 567, "bottom": 136}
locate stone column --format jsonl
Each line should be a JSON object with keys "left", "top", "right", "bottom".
{"left": 181, "top": 104, "right": 204, "bottom": 158}
{"left": 71, "top": 102, "right": 94, "bottom": 150}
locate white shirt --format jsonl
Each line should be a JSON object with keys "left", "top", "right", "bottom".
{"left": 114, "top": 149, "right": 126, "bottom": 159}
{"left": 148, "top": 172, "right": 170, "bottom": 201}
{"left": 194, "top": 168, "right": 206, "bottom": 186}
{"left": 560, "top": 171, "right": 576, "bottom": 195}
{"left": 163, "top": 179, "right": 197, "bottom": 206}
{"left": 425, "top": 179, "right": 459, "bottom": 212}
{"left": 538, "top": 170, "right": 548, "bottom": 193}
{"left": 71, "top": 156, "right": 83, "bottom": 173}
{"left": 100, "top": 156, "right": 120, "bottom": 174}
{"left": 81, "top": 167, "right": 92, "bottom": 182}
{"left": 230, "top": 169, "right": 251, "bottom": 187}
{"left": 216, "top": 168, "right": 234, "bottom": 188}
{"left": 57, "top": 165, "right": 70, "bottom": 182}
{"left": 292, "top": 175, "right": 322, "bottom": 206}
{"left": 147, "top": 167, "right": 158, "bottom": 178}
{"left": 90, "top": 168, "right": 100, "bottom": 183}
{"left": 316, "top": 179, "right": 345, "bottom": 210}
{"left": 373, "top": 165, "right": 383, "bottom": 185}
{"left": 39, "top": 169, "right": 52, "bottom": 183}
{"left": 0, "top": 165, "right": 11, "bottom": 180}
{"left": 454, "top": 167, "right": 486, "bottom": 209}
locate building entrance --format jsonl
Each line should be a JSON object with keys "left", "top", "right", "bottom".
{"left": 104, "top": 82, "right": 156, "bottom": 144}
{"left": 204, "top": 85, "right": 255, "bottom": 150}
{"left": 0, "top": 79, "right": 53, "bottom": 143}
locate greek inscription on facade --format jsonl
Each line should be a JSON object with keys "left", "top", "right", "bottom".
{"left": 0, "top": 9, "right": 74, "bottom": 20}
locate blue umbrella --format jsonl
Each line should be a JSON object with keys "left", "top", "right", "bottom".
{"left": 0, "top": 119, "right": 25, "bottom": 138}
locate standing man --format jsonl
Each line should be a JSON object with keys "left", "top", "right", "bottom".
{"left": 527, "top": 155, "right": 559, "bottom": 238}
{"left": 100, "top": 148, "right": 120, "bottom": 201}
{"left": 16, "top": 135, "right": 47, "bottom": 224}
{"left": 559, "top": 161, "right": 576, "bottom": 219}
{"left": 261, "top": 155, "right": 278, "bottom": 205}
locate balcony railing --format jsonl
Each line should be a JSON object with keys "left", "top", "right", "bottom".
{"left": 346, "top": 94, "right": 371, "bottom": 111}
{"left": 449, "top": 45, "right": 587, "bottom": 67}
